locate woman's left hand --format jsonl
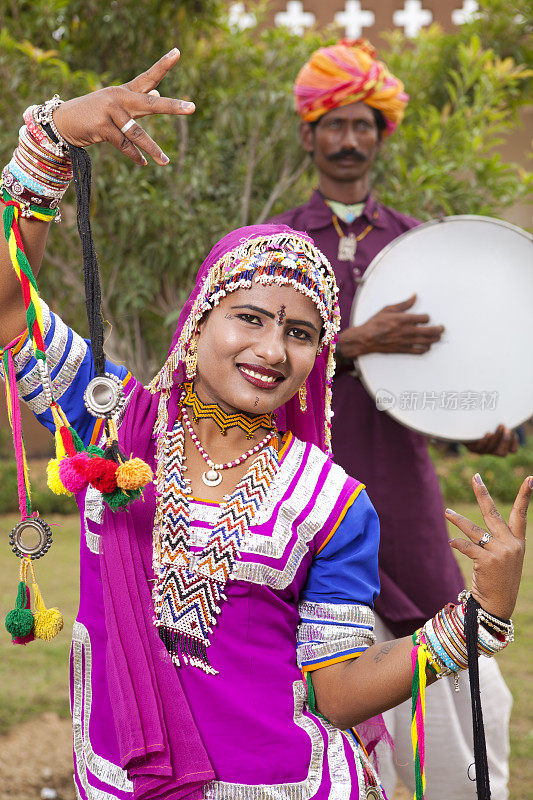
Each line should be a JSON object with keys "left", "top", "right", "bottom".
{"left": 446, "top": 474, "right": 531, "bottom": 619}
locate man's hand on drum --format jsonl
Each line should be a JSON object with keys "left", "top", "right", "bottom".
{"left": 337, "top": 293, "right": 444, "bottom": 361}
{"left": 446, "top": 474, "right": 531, "bottom": 620}
{"left": 53, "top": 49, "right": 194, "bottom": 165}
{"left": 465, "top": 424, "right": 520, "bottom": 457}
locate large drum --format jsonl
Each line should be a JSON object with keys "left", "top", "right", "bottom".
{"left": 350, "top": 215, "right": 533, "bottom": 441}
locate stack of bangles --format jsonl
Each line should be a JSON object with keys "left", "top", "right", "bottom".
{"left": 415, "top": 591, "right": 514, "bottom": 691}
{"left": 1, "top": 95, "right": 72, "bottom": 222}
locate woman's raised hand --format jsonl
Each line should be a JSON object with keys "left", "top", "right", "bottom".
{"left": 446, "top": 475, "right": 531, "bottom": 620}
{"left": 52, "top": 49, "right": 194, "bottom": 166}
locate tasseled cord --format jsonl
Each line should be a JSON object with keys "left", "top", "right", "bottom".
{"left": 4, "top": 558, "right": 63, "bottom": 644}
{"left": 411, "top": 603, "right": 492, "bottom": 800}
{"left": 465, "top": 595, "right": 491, "bottom": 799}
{"left": 52, "top": 144, "right": 153, "bottom": 509}
{"left": 410, "top": 631, "right": 428, "bottom": 800}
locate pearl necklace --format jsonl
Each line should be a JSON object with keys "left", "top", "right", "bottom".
{"left": 181, "top": 407, "right": 274, "bottom": 487}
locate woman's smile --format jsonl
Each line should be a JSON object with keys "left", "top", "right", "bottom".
{"left": 236, "top": 362, "right": 286, "bottom": 389}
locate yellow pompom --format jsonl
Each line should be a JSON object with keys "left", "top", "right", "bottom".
{"left": 47, "top": 458, "right": 72, "bottom": 496}
{"left": 115, "top": 458, "right": 153, "bottom": 491}
{"left": 33, "top": 607, "right": 64, "bottom": 641}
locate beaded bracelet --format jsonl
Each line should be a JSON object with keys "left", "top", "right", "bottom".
{"left": 1, "top": 99, "right": 73, "bottom": 222}
{"left": 458, "top": 590, "right": 514, "bottom": 642}
{"left": 421, "top": 597, "right": 514, "bottom": 692}
{"left": 33, "top": 96, "right": 69, "bottom": 156}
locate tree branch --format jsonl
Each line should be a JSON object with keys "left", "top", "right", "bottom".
{"left": 255, "top": 155, "right": 311, "bottom": 224}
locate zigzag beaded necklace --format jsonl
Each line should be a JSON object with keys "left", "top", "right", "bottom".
{"left": 181, "top": 406, "right": 274, "bottom": 486}
{"left": 152, "top": 407, "right": 278, "bottom": 674}
{"left": 181, "top": 381, "right": 275, "bottom": 438}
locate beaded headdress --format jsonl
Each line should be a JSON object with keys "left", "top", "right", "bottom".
{"left": 148, "top": 228, "right": 340, "bottom": 451}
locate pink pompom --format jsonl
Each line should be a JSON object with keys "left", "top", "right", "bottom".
{"left": 59, "top": 453, "right": 91, "bottom": 494}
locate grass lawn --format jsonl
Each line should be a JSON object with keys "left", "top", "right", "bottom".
{"left": 0, "top": 514, "right": 80, "bottom": 734}
{"left": 0, "top": 502, "right": 531, "bottom": 796}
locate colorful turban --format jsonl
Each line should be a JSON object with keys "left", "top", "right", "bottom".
{"left": 294, "top": 39, "right": 409, "bottom": 135}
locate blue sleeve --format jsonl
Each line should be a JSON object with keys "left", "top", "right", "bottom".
{"left": 10, "top": 301, "right": 130, "bottom": 447}
{"left": 296, "top": 489, "right": 380, "bottom": 671}
{"left": 302, "top": 488, "right": 380, "bottom": 607}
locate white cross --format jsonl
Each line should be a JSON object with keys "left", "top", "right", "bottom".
{"left": 393, "top": 0, "right": 433, "bottom": 37}
{"left": 228, "top": 2, "right": 256, "bottom": 30}
{"left": 334, "top": 1, "right": 375, "bottom": 38}
{"left": 451, "top": 0, "right": 479, "bottom": 25}
{"left": 274, "top": 1, "right": 316, "bottom": 35}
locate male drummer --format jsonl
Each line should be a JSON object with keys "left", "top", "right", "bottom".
{"left": 271, "top": 39, "right": 518, "bottom": 799}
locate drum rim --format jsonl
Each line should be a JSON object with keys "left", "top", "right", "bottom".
{"left": 349, "top": 215, "right": 533, "bottom": 441}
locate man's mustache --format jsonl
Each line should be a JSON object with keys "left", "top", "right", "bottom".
{"left": 327, "top": 148, "right": 367, "bottom": 162}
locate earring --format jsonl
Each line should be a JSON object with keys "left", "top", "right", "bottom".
{"left": 185, "top": 338, "right": 198, "bottom": 380}
{"left": 299, "top": 382, "right": 307, "bottom": 413}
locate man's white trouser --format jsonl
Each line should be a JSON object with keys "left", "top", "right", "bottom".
{"left": 373, "top": 615, "right": 512, "bottom": 800}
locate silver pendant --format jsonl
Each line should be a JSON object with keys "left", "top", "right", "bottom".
{"left": 202, "top": 468, "right": 222, "bottom": 487}
{"left": 366, "top": 788, "right": 382, "bottom": 799}
{"left": 338, "top": 233, "right": 357, "bottom": 261}
{"left": 83, "top": 373, "right": 125, "bottom": 417}
{"left": 10, "top": 517, "right": 53, "bottom": 560}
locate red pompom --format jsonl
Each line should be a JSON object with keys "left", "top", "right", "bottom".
{"left": 85, "top": 457, "right": 118, "bottom": 494}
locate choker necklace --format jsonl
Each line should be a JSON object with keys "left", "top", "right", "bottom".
{"left": 181, "top": 407, "right": 274, "bottom": 486}
{"left": 181, "top": 381, "right": 275, "bottom": 438}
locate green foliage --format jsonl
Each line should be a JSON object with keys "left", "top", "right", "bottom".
{"left": 0, "top": 458, "right": 75, "bottom": 515}
{"left": 0, "top": 1, "right": 531, "bottom": 381}
{"left": 430, "top": 437, "right": 533, "bottom": 503}
{"left": 377, "top": 27, "right": 533, "bottom": 217}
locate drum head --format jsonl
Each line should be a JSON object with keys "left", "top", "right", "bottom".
{"left": 350, "top": 216, "right": 533, "bottom": 441}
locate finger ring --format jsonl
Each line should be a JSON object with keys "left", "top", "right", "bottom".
{"left": 478, "top": 531, "right": 492, "bottom": 548}
{"left": 120, "top": 118, "right": 136, "bottom": 134}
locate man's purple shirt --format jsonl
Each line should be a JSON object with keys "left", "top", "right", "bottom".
{"left": 272, "top": 190, "right": 463, "bottom": 637}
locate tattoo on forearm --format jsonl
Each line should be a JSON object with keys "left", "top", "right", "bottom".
{"left": 373, "top": 640, "right": 399, "bottom": 663}
{"left": 254, "top": 396, "right": 259, "bottom": 407}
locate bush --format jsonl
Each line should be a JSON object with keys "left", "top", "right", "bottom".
{"left": 0, "top": 458, "right": 76, "bottom": 515}
{"left": 430, "top": 437, "right": 533, "bottom": 504}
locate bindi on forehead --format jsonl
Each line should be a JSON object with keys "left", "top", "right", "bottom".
{"left": 276, "top": 305, "right": 286, "bottom": 326}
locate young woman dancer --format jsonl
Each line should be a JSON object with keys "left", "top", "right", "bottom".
{"left": 0, "top": 50, "right": 527, "bottom": 800}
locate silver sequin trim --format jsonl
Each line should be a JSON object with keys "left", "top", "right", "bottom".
{"left": 12, "top": 300, "right": 52, "bottom": 372}
{"left": 71, "top": 621, "right": 133, "bottom": 795}
{"left": 84, "top": 486, "right": 104, "bottom": 554}
{"left": 25, "top": 334, "right": 87, "bottom": 414}
{"left": 188, "top": 500, "right": 220, "bottom": 524}
{"left": 85, "top": 485, "right": 104, "bottom": 524}
{"left": 232, "top": 441, "right": 352, "bottom": 589}
{"left": 16, "top": 312, "right": 69, "bottom": 396}
{"left": 203, "top": 681, "right": 324, "bottom": 799}
{"left": 296, "top": 636, "right": 373, "bottom": 668}
{"left": 299, "top": 602, "right": 375, "bottom": 628}
{"left": 296, "top": 614, "right": 375, "bottom": 667}
{"left": 325, "top": 724, "right": 352, "bottom": 799}
{"left": 298, "top": 623, "right": 374, "bottom": 643}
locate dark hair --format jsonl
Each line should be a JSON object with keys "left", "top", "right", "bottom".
{"left": 309, "top": 106, "right": 386, "bottom": 139}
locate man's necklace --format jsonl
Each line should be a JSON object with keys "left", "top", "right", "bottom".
{"left": 330, "top": 207, "right": 379, "bottom": 266}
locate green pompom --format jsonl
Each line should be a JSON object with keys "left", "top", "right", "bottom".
{"left": 5, "top": 607, "right": 34, "bottom": 638}
{"left": 103, "top": 487, "right": 141, "bottom": 510}
{"left": 68, "top": 426, "right": 85, "bottom": 453}
{"left": 87, "top": 444, "right": 105, "bottom": 458}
